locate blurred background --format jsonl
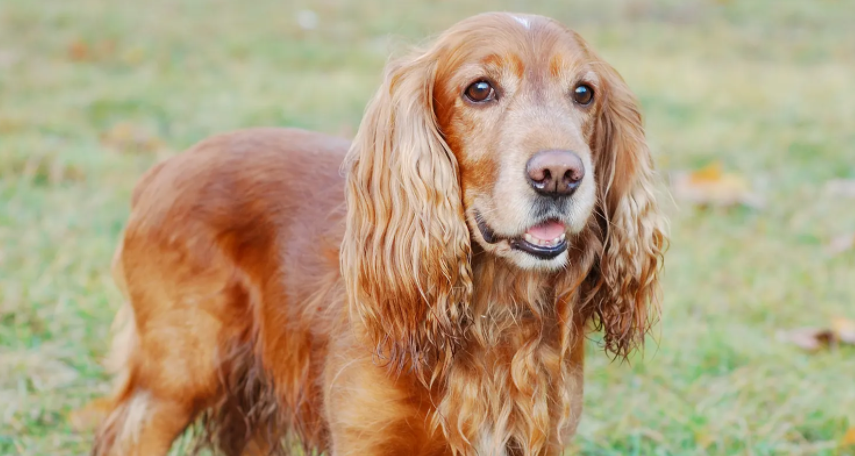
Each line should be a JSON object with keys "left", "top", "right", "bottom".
{"left": 1, "top": 0, "right": 854, "bottom": 454}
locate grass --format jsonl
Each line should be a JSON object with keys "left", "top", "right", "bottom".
{"left": 1, "top": 0, "right": 854, "bottom": 454}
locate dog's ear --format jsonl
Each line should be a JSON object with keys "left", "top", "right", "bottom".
{"left": 582, "top": 59, "right": 667, "bottom": 358}
{"left": 341, "top": 49, "right": 473, "bottom": 376}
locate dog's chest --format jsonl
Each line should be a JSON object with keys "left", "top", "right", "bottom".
{"left": 437, "top": 319, "right": 574, "bottom": 455}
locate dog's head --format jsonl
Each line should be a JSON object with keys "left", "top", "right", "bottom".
{"left": 343, "top": 13, "right": 666, "bottom": 370}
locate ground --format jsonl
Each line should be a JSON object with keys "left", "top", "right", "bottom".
{"left": 1, "top": 0, "right": 854, "bottom": 454}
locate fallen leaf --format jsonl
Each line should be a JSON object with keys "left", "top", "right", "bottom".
{"left": 832, "top": 317, "right": 855, "bottom": 344}
{"left": 779, "top": 318, "right": 855, "bottom": 351}
{"left": 67, "top": 39, "right": 90, "bottom": 61}
{"left": 842, "top": 427, "right": 855, "bottom": 447}
{"left": 778, "top": 327, "right": 835, "bottom": 351}
{"left": 671, "top": 162, "right": 764, "bottom": 208}
{"left": 825, "top": 179, "right": 855, "bottom": 198}
{"left": 827, "top": 232, "right": 855, "bottom": 256}
{"left": 67, "top": 38, "right": 117, "bottom": 63}
{"left": 688, "top": 161, "right": 726, "bottom": 182}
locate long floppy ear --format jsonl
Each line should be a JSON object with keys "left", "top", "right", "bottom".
{"left": 583, "top": 61, "right": 667, "bottom": 358}
{"left": 341, "top": 49, "right": 473, "bottom": 375}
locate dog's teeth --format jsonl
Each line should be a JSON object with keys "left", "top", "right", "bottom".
{"left": 559, "top": 233, "right": 566, "bottom": 240}
{"left": 525, "top": 233, "right": 566, "bottom": 247}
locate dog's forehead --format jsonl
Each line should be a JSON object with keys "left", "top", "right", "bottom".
{"left": 440, "top": 14, "right": 589, "bottom": 73}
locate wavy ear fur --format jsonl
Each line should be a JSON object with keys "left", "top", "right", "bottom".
{"left": 341, "top": 49, "right": 473, "bottom": 375}
{"left": 583, "top": 60, "right": 667, "bottom": 358}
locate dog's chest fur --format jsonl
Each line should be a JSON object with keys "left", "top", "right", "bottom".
{"left": 433, "top": 264, "right": 582, "bottom": 455}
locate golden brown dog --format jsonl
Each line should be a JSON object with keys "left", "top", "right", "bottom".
{"left": 91, "top": 12, "right": 666, "bottom": 456}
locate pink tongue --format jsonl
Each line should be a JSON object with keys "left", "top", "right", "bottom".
{"left": 525, "top": 221, "right": 566, "bottom": 241}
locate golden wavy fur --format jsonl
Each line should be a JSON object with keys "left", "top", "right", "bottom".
{"left": 88, "top": 12, "right": 666, "bottom": 456}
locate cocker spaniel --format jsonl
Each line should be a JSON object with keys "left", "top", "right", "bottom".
{"left": 91, "top": 12, "right": 666, "bottom": 456}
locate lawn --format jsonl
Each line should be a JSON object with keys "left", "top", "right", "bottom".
{"left": 1, "top": 0, "right": 854, "bottom": 454}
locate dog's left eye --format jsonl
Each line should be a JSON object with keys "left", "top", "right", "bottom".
{"left": 572, "top": 84, "right": 594, "bottom": 105}
{"left": 464, "top": 81, "right": 496, "bottom": 103}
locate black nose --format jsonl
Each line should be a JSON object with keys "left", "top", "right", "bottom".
{"left": 525, "top": 149, "right": 585, "bottom": 197}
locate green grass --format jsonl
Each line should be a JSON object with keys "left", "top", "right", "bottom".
{"left": 1, "top": 0, "right": 854, "bottom": 454}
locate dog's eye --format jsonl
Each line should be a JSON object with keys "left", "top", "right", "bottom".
{"left": 572, "top": 84, "right": 594, "bottom": 105}
{"left": 464, "top": 81, "right": 496, "bottom": 103}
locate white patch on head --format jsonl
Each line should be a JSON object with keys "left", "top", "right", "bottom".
{"left": 511, "top": 15, "right": 531, "bottom": 29}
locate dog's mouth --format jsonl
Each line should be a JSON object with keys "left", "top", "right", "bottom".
{"left": 475, "top": 212, "right": 568, "bottom": 260}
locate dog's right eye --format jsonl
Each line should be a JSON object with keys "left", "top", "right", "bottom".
{"left": 464, "top": 81, "right": 496, "bottom": 103}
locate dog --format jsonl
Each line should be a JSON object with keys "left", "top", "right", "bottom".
{"left": 91, "top": 12, "right": 666, "bottom": 456}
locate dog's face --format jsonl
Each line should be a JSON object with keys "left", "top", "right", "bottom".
{"left": 345, "top": 12, "right": 663, "bottom": 365}
{"left": 433, "top": 14, "right": 603, "bottom": 271}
